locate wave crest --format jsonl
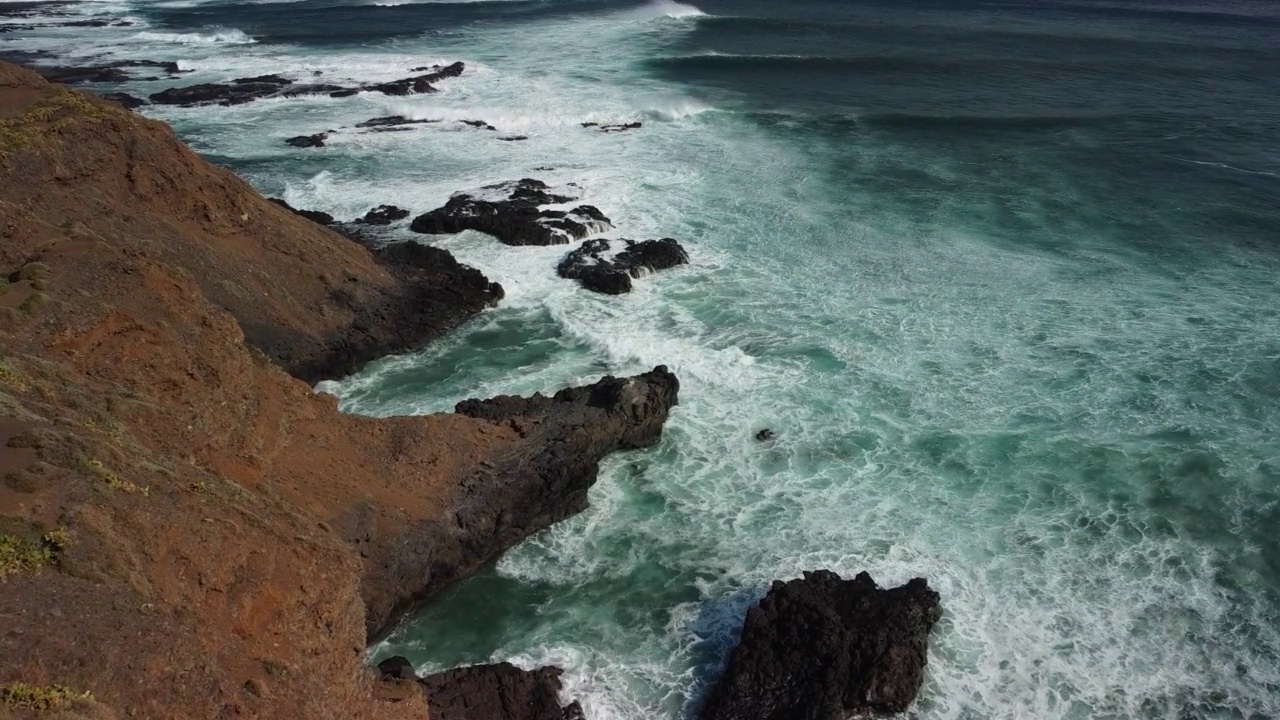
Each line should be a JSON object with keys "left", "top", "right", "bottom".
{"left": 130, "top": 29, "right": 256, "bottom": 44}
{"left": 630, "top": 0, "right": 706, "bottom": 20}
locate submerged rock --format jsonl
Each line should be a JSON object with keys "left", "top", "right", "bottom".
{"left": 285, "top": 132, "right": 328, "bottom": 148}
{"left": 582, "top": 120, "right": 642, "bottom": 133}
{"left": 459, "top": 119, "right": 497, "bottom": 131}
{"left": 365, "top": 61, "right": 464, "bottom": 96}
{"left": 701, "top": 570, "right": 942, "bottom": 720}
{"left": 357, "top": 205, "right": 410, "bottom": 225}
{"left": 755, "top": 428, "right": 775, "bottom": 442}
{"left": 556, "top": 237, "right": 689, "bottom": 294}
{"left": 150, "top": 75, "right": 292, "bottom": 106}
{"left": 356, "top": 115, "right": 438, "bottom": 129}
{"left": 410, "top": 178, "right": 613, "bottom": 246}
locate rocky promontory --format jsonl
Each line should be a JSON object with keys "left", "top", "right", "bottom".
{"left": 0, "top": 61, "right": 677, "bottom": 719}
{"left": 701, "top": 570, "right": 942, "bottom": 720}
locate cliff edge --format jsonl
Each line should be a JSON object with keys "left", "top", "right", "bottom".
{"left": 0, "top": 62, "right": 677, "bottom": 719}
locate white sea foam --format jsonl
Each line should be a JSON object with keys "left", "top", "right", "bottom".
{"left": 627, "top": 0, "right": 707, "bottom": 20}
{"left": 129, "top": 28, "right": 256, "bottom": 44}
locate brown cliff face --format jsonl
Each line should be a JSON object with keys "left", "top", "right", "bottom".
{"left": 0, "top": 62, "right": 677, "bottom": 719}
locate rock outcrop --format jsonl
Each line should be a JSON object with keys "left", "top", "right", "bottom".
{"left": 410, "top": 178, "right": 613, "bottom": 246}
{"left": 285, "top": 132, "right": 328, "bottom": 148}
{"left": 365, "top": 61, "right": 464, "bottom": 96}
{"left": 0, "top": 61, "right": 678, "bottom": 719}
{"left": 358, "top": 205, "right": 411, "bottom": 225}
{"left": 146, "top": 62, "right": 465, "bottom": 107}
{"left": 701, "top": 570, "right": 942, "bottom": 720}
{"left": 557, "top": 238, "right": 689, "bottom": 294}
{"left": 362, "top": 365, "right": 679, "bottom": 631}
{"left": 375, "top": 658, "right": 584, "bottom": 720}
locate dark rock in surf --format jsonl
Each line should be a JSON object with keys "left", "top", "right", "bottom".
{"left": 555, "top": 237, "right": 688, "bottom": 295}
{"left": 755, "top": 428, "right": 775, "bottom": 442}
{"left": 459, "top": 119, "right": 497, "bottom": 131}
{"left": 330, "top": 88, "right": 359, "bottom": 98}
{"left": 150, "top": 75, "right": 291, "bottom": 106}
{"left": 358, "top": 205, "right": 410, "bottom": 225}
{"left": 376, "top": 656, "right": 417, "bottom": 682}
{"left": 499, "top": 135, "right": 529, "bottom": 142}
{"left": 280, "top": 83, "right": 346, "bottom": 97}
{"left": 356, "top": 115, "right": 438, "bottom": 129}
{"left": 410, "top": 178, "right": 613, "bottom": 246}
{"left": 35, "top": 65, "right": 129, "bottom": 84}
{"left": 365, "top": 61, "right": 464, "bottom": 96}
{"left": 421, "top": 664, "right": 585, "bottom": 720}
{"left": 102, "top": 92, "right": 146, "bottom": 110}
{"left": 268, "top": 198, "right": 334, "bottom": 226}
{"left": 285, "top": 133, "right": 328, "bottom": 148}
{"left": 701, "top": 570, "right": 942, "bottom": 720}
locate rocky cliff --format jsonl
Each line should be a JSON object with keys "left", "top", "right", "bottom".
{"left": 0, "top": 62, "right": 677, "bottom": 719}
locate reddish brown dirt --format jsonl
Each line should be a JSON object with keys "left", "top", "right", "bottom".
{"left": 0, "top": 61, "right": 542, "bottom": 719}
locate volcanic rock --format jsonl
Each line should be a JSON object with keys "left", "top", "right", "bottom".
{"left": 150, "top": 75, "right": 292, "bottom": 106}
{"left": 365, "top": 61, "right": 464, "bottom": 96}
{"left": 356, "top": 115, "right": 438, "bottom": 129}
{"left": 410, "top": 178, "right": 613, "bottom": 246}
{"left": 556, "top": 237, "right": 688, "bottom": 294}
{"left": 422, "top": 664, "right": 584, "bottom": 720}
{"left": 701, "top": 570, "right": 942, "bottom": 720}
{"left": 285, "top": 132, "right": 328, "bottom": 148}
{"left": 358, "top": 205, "right": 411, "bottom": 225}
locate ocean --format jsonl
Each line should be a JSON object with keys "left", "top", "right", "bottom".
{"left": 4, "top": 0, "right": 1278, "bottom": 717}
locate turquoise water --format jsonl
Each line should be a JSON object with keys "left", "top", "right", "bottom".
{"left": 6, "top": 0, "right": 1279, "bottom": 717}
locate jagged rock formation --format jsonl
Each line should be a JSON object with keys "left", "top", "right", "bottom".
{"left": 410, "top": 178, "right": 612, "bottom": 246}
{"left": 375, "top": 658, "right": 585, "bottom": 720}
{"left": 701, "top": 570, "right": 942, "bottom": 720}
{"left": 557, "top": 238, "right": 689, "bottom": 294}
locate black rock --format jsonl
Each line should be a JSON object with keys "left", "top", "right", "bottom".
{"left": 701, "top": 570, "right": 942, "bottom": 720}
{"left": 499, "top": 135, "right": 529, "bottom": 142}
{"left": 329, "top": 88, "right": 359, "bottom": 98}
{"left": 150, "top": 75, "right": 292, "bottom": 107}
{"left": 555, "top": 237, "right": 688, "bottom": 295}
{"left": 285, "top": 133, "right": 328, "bottom": 148}
{"left": 459, "top": 119, "right": 496, "bottom": 131}
{"left": 755, "top": 428, "right": 775, "bottom": 442}
{"left": 421, "top": 664, "right": 584, "bottom": 720}
{"left": 356, "top": 115, "right": 438, "bottom": 129}
{"left": 280, "top": 83, "right": 347, "bottom": 98}
{"left": 102, "top": 92, "right": 146, "bottom": 110}
{"left": 108, "top": 59, "right": 185, "bottom": 74}
{"left": 358, "top": 205, "right": 411, "bottom": 225}
{"left": 377, "top": 656, "right": 417, "bottom": 681}
{"left": 268, "top": 198, "right": 334, "bottom": 226}
{"left": 365, "top": 61, "right": 464, "bottom": 96}
{"left": 410, "top": 179, "right": 613, "bottom": 247}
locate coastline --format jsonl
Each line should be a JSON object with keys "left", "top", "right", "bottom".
{"left": 0, "top": 59, "right": 679, "bottom": 717}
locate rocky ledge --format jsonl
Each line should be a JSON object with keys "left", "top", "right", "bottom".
{"left": 557, "top": 237, "right": 689, "bottom": 294}
{"left": 147, "top": 62, "right": 466, "bottom": 107}
{"left": 701, "top": 570, "right": 942, "bottom": 720}
{"left": 378, "top": 658, "right": 584, "bottom": 720}
{"left": 410, "top": 178, "right": 613, "bottom": 246}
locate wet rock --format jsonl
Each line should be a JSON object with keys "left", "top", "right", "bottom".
{"left": 329, "top": 88, "right": 359, "bottom": 98}
{"left": 280, "top": 83, "right": 346, "bottom": 97}
{"left": 376, "top": 656, "right": 417, "bottom": 681}
{"left": 410, "top": 178, "right": 613, "bottom": 246}
{"left": 268, "top": 198, "right": 334, "bottom": 226}
{"left": 355, "top": 115, "right": 437, "bottom": 129}
{"left": 421, "top": 664, "right": 584, "bottom": 720}
{"left": 365, "top": 61, "right": 464, "bottom": 96}
{"left": 555, "top": 237, "right": 688, "bottom": 295}
{"left": 499, "top": 135, "right": 529, "bottom": 141}
{"left": 582, "top": 121, "right": 642, "bottom": 133}
{"left": 755, "top": 428, "right": 775, "bottom": 442}
{"left": 701, "top": 570, "right": 942, "bottom": 720}
{"left": 102, "top": 92, "right": 146, "bottom": 110}
{"left": 285, "top": 133, "right": 328, "bottom": 148}
{"left": 59, "top": 17, "right": 133, "bottom": 26}
{"left": 459, "top": 119, "right": 496, "bottom": 131}
{"left": 108, "top": 59, "right": 185, "bottom": 75}
{"left": 150, "top": 75, "right": 292, "bottom": 106}
{"left": 357, "top": 205, "right": 410, "bottom": 225}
